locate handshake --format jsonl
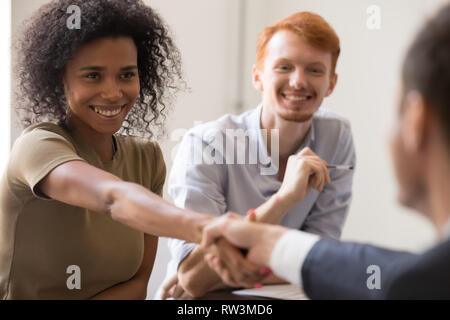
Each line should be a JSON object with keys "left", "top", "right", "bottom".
{"left": 202, "top": 210, "right": 288, "bottom": 288}
{"left": 160, "top": 212, "right": 291, "bottom": 299}
{"left": 160, "top": 147, "right": 331, "bottom": 299}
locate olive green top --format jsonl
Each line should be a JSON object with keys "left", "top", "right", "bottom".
{"left": 0, "top": 122, "right": 166, "bottom": 299}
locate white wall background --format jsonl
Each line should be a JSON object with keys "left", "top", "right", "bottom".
{"left": 9, "top": 0, "right": 448, "bottom": 299}
{"left": 0, "top": 1, "right": 10, "bottom": 175}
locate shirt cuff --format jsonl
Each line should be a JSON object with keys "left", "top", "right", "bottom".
{"left": 269, "top": 230, "right": 320, "bottom": 286}
{"left": 168, "top": 238, "right": 197, "bottom": 270}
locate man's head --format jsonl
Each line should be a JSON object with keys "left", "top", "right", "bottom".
{"left": 390, "top": 4, "right": 450, "bottom": 225}
{"left": 253, "top": 12, "right": 340, "bottom": 122}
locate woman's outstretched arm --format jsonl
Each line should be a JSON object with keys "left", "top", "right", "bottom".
{"left": 38, "top": 160, "right": 213, "bottom": 243}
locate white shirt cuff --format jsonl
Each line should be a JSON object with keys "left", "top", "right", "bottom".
{"left": 269, "top": 230, "right": 320, "bottom": 285}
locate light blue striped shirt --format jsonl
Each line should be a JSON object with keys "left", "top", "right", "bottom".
{"left": 165, "top": 104, "right": 356, "bottom": 275}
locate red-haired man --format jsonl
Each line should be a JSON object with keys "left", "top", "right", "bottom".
{"left": 159, "top": 12, "right": 355, "bottom": 299}
{"left": 201, "top": 4, "right": 450, "bottom": 299}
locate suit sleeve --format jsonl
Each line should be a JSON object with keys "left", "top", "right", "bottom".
{"left": 385, "top": 239, "right": 450, "bottom": 299}
{"left": 302, "top": 238, "right": 416, "bottom": 299}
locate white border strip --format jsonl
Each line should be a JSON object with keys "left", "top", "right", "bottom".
{"left": 0, "top": 0, "right": 11, "bottom": 172}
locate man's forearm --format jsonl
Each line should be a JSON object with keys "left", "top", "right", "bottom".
{"left": 254, "top": 193, "right": 295, "bottom": 224}
{"left": 178, "top": 245, "right": 226, "bottom": 298}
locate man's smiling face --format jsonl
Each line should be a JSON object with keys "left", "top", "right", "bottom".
{"left": 254, "top": 30, "right": 337, "bottom": 122}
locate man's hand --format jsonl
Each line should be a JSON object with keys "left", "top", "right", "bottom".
{"left": 201, "top": 212, "right": 287, "bottom": 267}
{"left": 157, "top": 273, "right": 194, "bottom": 300}
{"left": 276, "top": 147, "right": 330, "bottom": 207}
{"left": 204, "top": 237, "right": 269, "bottom": 288}
{"left": 201, "top": 210, "right": 269, "bottom": 289}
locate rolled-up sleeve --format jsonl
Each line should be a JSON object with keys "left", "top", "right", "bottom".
{"left": 167, "top": 130, "right": 228, "bottom": 267}
{"left": 300, "top": 122, "right": 356, "bottom": 239}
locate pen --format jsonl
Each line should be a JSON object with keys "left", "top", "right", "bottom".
{"left": 327, "top": 164, "right": 354, "bottom": 170}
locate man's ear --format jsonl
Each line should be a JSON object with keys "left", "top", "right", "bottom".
{"left": 401, "top": 91, "right": 428, "bottom": 154}
{"left": 325, "top": 73, "right": 338, "bottom": 97}
{"left": 252, "top": 64, "right": 263, "bottom": 92}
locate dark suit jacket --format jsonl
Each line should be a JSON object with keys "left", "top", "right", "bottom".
{"left": 301, "top": 237, "right": 450, "bottom": 299}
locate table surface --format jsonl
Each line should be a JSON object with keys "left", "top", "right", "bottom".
{"left": 198, "top": 289, "right": 271, "bottom": 300}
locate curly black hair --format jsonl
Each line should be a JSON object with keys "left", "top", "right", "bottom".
{"left": 15, "top": 0, "right": 185, "bottom": 138}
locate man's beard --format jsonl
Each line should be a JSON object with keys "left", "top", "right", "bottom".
{"left": 277, "top": 110, "right": 314, "bottom": 122}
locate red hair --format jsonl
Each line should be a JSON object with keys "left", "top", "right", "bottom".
{"left": 256, "top": 12, "right": 340, "bottom": 74}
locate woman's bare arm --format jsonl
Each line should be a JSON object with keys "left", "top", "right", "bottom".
{"left": 38, "top": 160, "right": 212, "bottom": 243}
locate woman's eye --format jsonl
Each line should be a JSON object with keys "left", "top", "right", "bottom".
{"left": 85, "top": 72, "right": 100, "bottom": 79}
{"left": 122, "top": 72, "right": 136, "bottom": 79}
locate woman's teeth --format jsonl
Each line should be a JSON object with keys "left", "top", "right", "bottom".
{"left": 285, "top": 95, "right": 310, "bottom": 101}
{"left": 93, "top": 106, "right": 122, "bottom": 117}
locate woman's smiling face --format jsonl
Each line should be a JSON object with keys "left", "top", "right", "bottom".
{"left": 63, "top": 36, "right": 140, "bottom": 135}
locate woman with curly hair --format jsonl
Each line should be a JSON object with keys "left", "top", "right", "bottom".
{"left": 0, "top": 0, "right": 212, "bottom": 299}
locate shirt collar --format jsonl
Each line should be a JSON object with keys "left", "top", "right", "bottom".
{"left": 294, "top": 123, "right": 315, "bottom": 154}
{"left": 246, "top": 103, "right": 316, "bottom": 171}
{"left": 250, "top": 103, "right": 316, "bottom": 145}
